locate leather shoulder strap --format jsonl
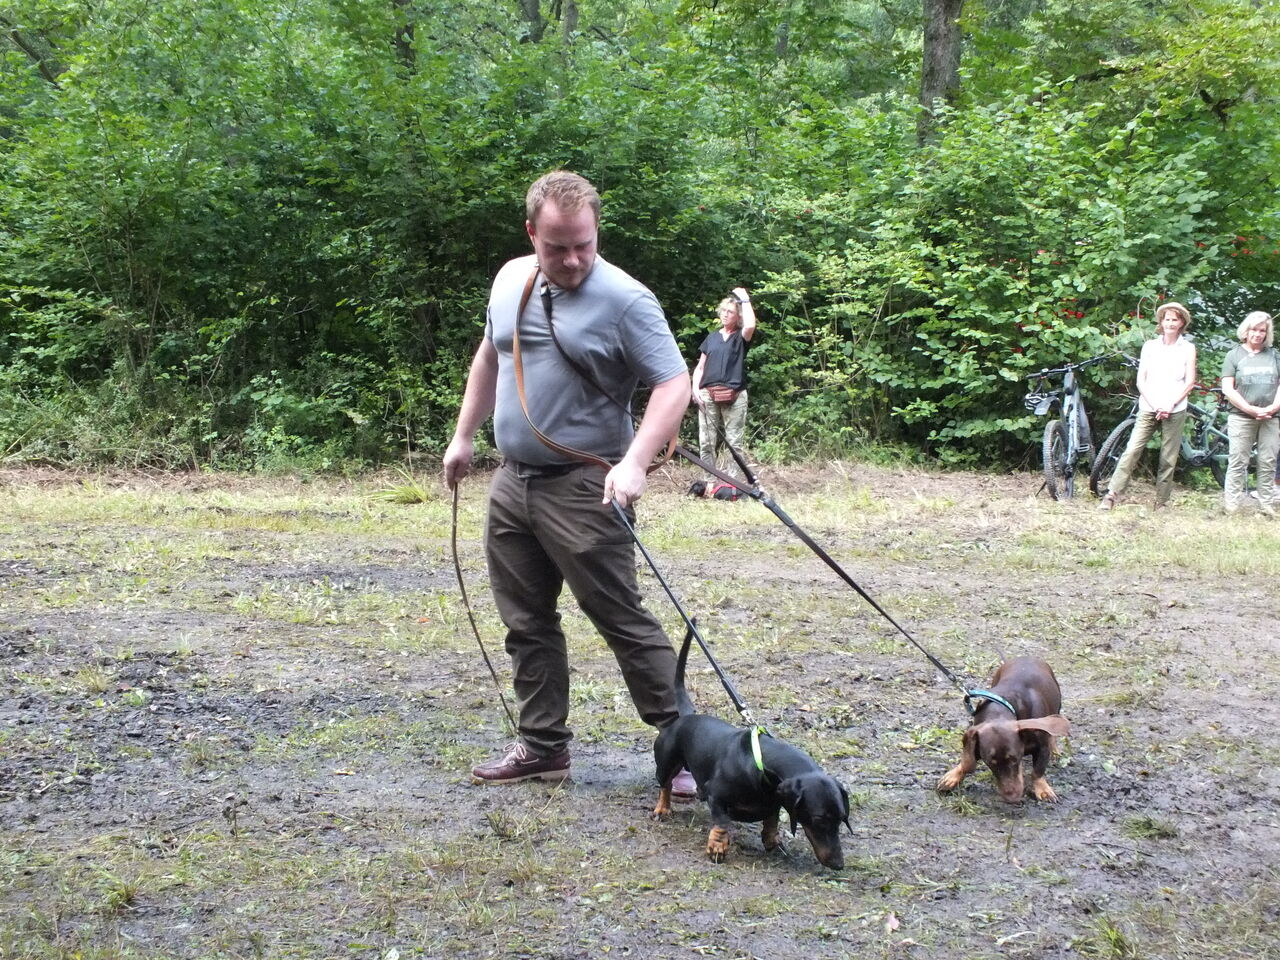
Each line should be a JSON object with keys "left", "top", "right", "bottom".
{"left": 512, "top": 266, "right": 675, "bottom": 473}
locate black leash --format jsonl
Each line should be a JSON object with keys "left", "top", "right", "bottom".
{"left": 699, "top": 443, "right": 972, "bottom": 699}
{"left": 609, "top": 500, "right": 755, "bottom": 724}
{"left": 529, "top": 271, "right": 975, "bottom": 704}
{"left": 697, "top": 446, "right": 1014, "bottom": 715}
{"left": 450, "top": 485, "right": 518, "bottom": 736}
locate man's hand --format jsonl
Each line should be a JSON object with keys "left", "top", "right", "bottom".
{"left": 442, "top": 340, "right": 498, "bottom": 491}
{"left": 603, "top": 458, "right": 647, "bottom": 508}
{"left": 607, "top": 371, "right": 689, "bottom": 508}
{"left": 442, "top": 437, "right": 474, "bottom": 490}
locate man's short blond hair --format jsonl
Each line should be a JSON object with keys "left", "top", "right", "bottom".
{"left": 526, "top": 171, "right": 601, "bottom": 226}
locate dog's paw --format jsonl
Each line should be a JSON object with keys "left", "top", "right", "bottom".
{"left": 706, "top": 826, "right": 731, "bottom": 861}
{"left": 936, "top": 768, "right": 964, "bottom": 793}
{"left": 651, "top": 788, "right": 674, "bottom": 820}
{"left": 1031, "top": 777, "right": 1059, "bottom": 803}
{"left": 761, "top": 823, "right": 781, "bottom": 851}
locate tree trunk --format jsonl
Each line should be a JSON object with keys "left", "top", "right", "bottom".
{"left": 562, "top": 0, "right": 579, "bottom": 38}
{"left": 918, "top": 0, "right": 964, "bottom": 144}
{"left": 392, "top": 0, "right": 415, "bottom": 73}
{"left": 519, "top": 0, "right": 546, "bottom": 42}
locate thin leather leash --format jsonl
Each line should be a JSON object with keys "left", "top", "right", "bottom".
{"left": 450, "top": 484, "right": 518, "bottom": 735}
{"left": 512, "top": 267, "right": 755, "bottom": 724}
{"left": 512, "top": 268, "right": 677, "bottom": 472}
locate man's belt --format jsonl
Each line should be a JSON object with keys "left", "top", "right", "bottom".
{"left": 505, "top": 459, "right": 584, "bottom": 479}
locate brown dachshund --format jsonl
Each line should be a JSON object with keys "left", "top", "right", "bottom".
{"left": 936, "top": 657, "right": 1070, "bottom": 803}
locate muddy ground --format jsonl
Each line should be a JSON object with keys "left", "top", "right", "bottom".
{"left": 0, "top": 463, "right": 1277, "bottom": 959}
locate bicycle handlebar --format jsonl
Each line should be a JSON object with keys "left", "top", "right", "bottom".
{"left": 1026, "top": 352, "right": 1118, "bottom": 380}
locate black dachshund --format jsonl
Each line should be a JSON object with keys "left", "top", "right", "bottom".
{"left": 652, "top": 627, "right": 851, "bottom": 868}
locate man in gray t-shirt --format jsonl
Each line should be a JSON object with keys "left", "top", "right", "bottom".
{"left": 443, "top": 171, "right": 694, "bottom": 789}
{"left": 485, "top": 251, "right": 686, "bottom": 466}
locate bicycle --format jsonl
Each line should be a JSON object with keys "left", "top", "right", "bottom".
{"left": 1024, "top": 353, "right": 1111, "bottom": 500}
{"left": 1089, "top": 384, "right": 1233, "bottom": 495}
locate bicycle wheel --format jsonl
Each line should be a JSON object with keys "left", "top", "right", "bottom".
{"left": 1090, "top": 417, "right": 1136, "bottom": 497}
{"left": 1043, "top": 420, "right": 1070, "bottom": 500}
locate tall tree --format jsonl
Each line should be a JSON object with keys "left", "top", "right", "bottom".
{"left": 519, "top": 0, "right": 546, "bottom": 41}
{"left": 392, "top": 0, "right": 415, "bottom": 72}
{"left": 919, "top": 0, "right": 963, "bottom": 143}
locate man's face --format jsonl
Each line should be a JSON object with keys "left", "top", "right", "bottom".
{"left": 527, "top": 201, "right": 598, "bottom": 291}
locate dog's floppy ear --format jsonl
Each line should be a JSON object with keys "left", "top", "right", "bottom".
{"left": 962, "top": 723, "right": 983, "bottom": 759}
{"left": 839, "top": 782, "right": 852, "bottom": 834}
{"left": 1016, "top": 715, "right": 1070, "bottom": 738}
{"left": 776, "top": 778, "right": 803, "bottom": 836}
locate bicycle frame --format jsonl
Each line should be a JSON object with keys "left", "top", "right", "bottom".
{"left": 1061, "top": 368, "right": 1089, "bottom": 461}
{"left": 1026, "top": 353, "right": 1111, "bottom": 500}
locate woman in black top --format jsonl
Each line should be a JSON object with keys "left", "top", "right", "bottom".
{"left": 691, "top": 286, "right": 757, "bottom": 489}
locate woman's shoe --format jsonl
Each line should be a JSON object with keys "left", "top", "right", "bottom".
{"left": 1098, "top": 492, "right": 1117, "bottom": 511}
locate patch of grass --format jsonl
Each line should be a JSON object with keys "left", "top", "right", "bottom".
{"left": 897, "top": 725, "right": 956, "bottom": 754}
{"left": 1073, "top": 916, "right": 1141, "bottom": 958}
{"left": 939, "top": 793, "right": 985, "bottom": 817}
{"left": 182, "top": 736, "right": 236, "bottom": 772}
{"left": 270, "top": 711, "right": 447, "bottom": 759}
{"left": 96, "top": 869, "right": 142, "bottom": 915}
{"left": 120, "top": 688, "right": 148, "bottom": 708}
{"left": 1122, "top": 814, "right": 1178, "bottom": 840}
{"left": 370, "top": 466, "right": 434, "bottom": 505}
{"left": 1019, "top": 863, "right": 1070, "bottom": 884}
{"left": 483, "top": 793, "right": 567, "bottom": 843}
{"left": 72, "top": 665, "right": 114, "bottom": 695}
{"left": 223, "top": 580, "right": 418, "bottom": 626}
{"left": 1088, "top": 685, "right": 1164, "bottom": 709}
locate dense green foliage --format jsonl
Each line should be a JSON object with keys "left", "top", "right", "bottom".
{"left": 2, "top": 0, "right": 1278, "bottom": 468}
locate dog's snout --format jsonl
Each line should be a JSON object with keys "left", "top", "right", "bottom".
{"left": 802, "top": 825, "right": 846, "bottom": 871}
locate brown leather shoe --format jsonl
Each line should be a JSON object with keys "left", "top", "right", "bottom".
{"left": 471, "top": 742, "right": 570, "bottom": 784}
{"left": 1098, "top": 492, "right": 1117, "bottom": 511}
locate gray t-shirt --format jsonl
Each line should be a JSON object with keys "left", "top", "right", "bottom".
{"left": 485, "top": 253, "right": 686, "bottom": 465}
{"left": 1221, "top": 344, "right": 1280, "bottom": 410}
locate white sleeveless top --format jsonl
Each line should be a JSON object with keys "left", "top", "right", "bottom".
{"left": 1137, "top": 336, "right": 1195, "bottom": 413}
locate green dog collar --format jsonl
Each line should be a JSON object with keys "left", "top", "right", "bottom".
{"left": 750, "top": 725, "right": 768, "bottom": 772}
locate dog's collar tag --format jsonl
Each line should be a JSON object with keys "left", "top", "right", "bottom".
{"left": 750, "top": 725, "right": 768, "bottom": 773}
{"left": 965, "top": 689, "right": 1016, "bottom": 717}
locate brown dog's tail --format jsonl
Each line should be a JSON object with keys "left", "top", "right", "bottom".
{"left": 674, "top": 621, "right": 696, "bottom": 716}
